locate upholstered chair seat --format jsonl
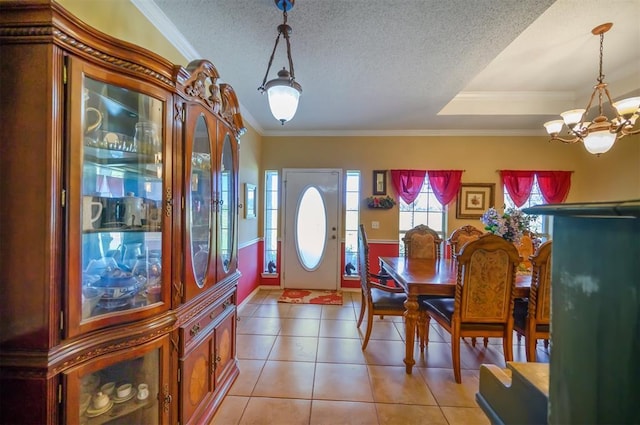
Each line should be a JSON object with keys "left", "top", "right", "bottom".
{"left": 370, "top": 287, "right": 407, "bottom": 310}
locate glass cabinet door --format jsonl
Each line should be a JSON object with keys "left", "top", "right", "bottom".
{"left": 68, "top": 59, "right": 171, "bottom": 337}
{"left": 64, "top": 335, "right": 170, "bottom": 424}
{"left": 216, "top": 125, "right": 238, "bottom": 278}
{"left": 183, "top": 104, "right": 217, "bottom": 301}
{"left": 188, "top": 113, "right": 214, "bottom": 289}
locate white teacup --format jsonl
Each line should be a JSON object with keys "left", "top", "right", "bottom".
{"left": 92, "top": 392, "right": 110, "bottom": 409}
{"left": 116, "top": 383, "right": 132, "bottom": 398}
{"left": 83, "top": 196, "right": 103, "bottom": 230}
{"left": 137, "top": 383, "right": 149, "bottom": 401}
{"left": 100, "top": 382, "right": 115, "bottom": 397}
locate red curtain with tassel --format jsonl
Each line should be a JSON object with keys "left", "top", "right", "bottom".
{"left": 500, "top": 170, "right": 535, "bottom": 207}
{"left": 537, "top": 171, "right": 572, "bottom": 203}
{"left": 427, "top": 170, "right": 463, "bottom": 206}
{"left": 390, "top": 170, "right": 426, "bottom": 204}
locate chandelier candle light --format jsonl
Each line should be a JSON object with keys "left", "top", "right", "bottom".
{"left": 258, "top": 0, "right": 302, "bottom": 125}
{"left": 544, "top": 23, "right": 640, "bottom": 155}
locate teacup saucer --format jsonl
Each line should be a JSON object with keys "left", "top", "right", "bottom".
{"left": 85, "top": 400, "right": 113, "bottom": 417}
{"left": 112, "top": 388, "right": 137, "bottom": 404}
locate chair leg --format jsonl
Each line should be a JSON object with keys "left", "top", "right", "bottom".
{"left": 503, "top": 329, "right": 514, "bottom": 362}
{"left": 471, "top": 337, "right": 477, "bottom": 347}
{"left": 483, "top": 337, "right": 489, "bottom": 348}
{"left": 417, "top": 312, "right": 431, "bottom": 352}
{"left": 362, "top": 311, "right": 374, "bottom": 350}
{"left": 356, "top": 293, "right": 366, "bottom": 328}
{"left": 525, "top": 336, "right": 537, "bottom": 362}
{"left": 452, "top": 332, "right": 462, "bottom": 384}
{"left": 544, "top": 339, "right": 549, "bottom": 349}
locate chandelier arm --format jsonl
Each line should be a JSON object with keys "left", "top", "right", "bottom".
{"left": 259, "top": 31, "right": 283, "bottom": 91}
{"left": 549, "top": 135, "right": 582, "bottom": 144}
{"left": 576, "top": 86, "right": 600, "bottom": 127}
{"left": 620, "top": 126, "right": 640, "bottom": 137}
{"left": 601, "top": 85, "right": 624, "bottom": 123}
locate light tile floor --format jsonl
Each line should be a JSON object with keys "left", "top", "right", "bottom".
{"left": 211, "top": 289, "right": 549, "bottom": 425}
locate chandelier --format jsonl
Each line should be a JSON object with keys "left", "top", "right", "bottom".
{"left": 544, "top": 23, "right": 640, "bottom": 155}
{"left": 258, "top": 0, "right": 302, "bottom": 125}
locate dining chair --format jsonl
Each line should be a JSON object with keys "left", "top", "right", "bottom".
{"left": 447, "top": 225, "right": 484, "bottom": 267}
{"left": 402, "top": 224, "right": 443, "bottom": 259}
{"left": 513, "top": 240, "right": 552, "bottom": 362}
{"left": 402, "top": 225, "right": 447, "bottom": 350}
{"left": 419, "top": 233, "right": 522, "bottom": 383}
{"left": 356, "top": 224, "right": 407, "bottom": 350}
{"left": 516, "top": 230, "right": 536, "bottom": 269}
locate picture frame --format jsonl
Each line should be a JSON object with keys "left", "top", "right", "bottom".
{"left": 456, "top": 183, "right": 495, "bottom": 219}
{"left": 244, "top": 183, "right": 257, "bottom": 219}
{"left": 373, "top": 170, "right": 387, "bottom": 195}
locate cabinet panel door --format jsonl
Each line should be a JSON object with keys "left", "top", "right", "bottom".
{"left": 182, "top": 103, "right": 219, "bottom": 302}
{"left": 180, "top": 333, "right": 214, "bottom": 425}
{"left": 66, "top": 57, "right": 173, "bottom": 338}
{"left": 215, "top": 122, "right": 239, "bottom": 280}
{"left": 63, "top": 334, "right": 171, "bottom": 424}
{"left": 214, "top": 310, "right": 237, "bottom": 388}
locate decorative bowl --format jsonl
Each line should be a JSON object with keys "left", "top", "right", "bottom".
{"left": 82, "top": 287, "right": 105, "bottom": 319}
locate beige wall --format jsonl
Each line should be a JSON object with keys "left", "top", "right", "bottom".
{"left": 57, "top": 0, "right": 186, "bottom": 65}
{"left": 263, "top": 134, "right": 640, "bottom": 240}
{"left": 237, "top": 125, "right": 262, "bottom": 244}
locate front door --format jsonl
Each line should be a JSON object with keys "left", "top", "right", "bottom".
{"left": 282, "top": 169, "right": 342, "bottom": 290}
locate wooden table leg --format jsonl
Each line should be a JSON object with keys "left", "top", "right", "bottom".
{"left": 404, "top": 294, "right": 418, "bottom": 374}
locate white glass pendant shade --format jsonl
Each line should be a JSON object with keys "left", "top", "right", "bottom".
{"left": 583, "top": 129, "right": 616, "bottom": 154}
{"left": 264, "top": 68, "right": 302, "bottom": 124}
{"left": 544, "top": 120, "right": 564, "bottom": 134}
{"left": 267, "top": 84, "right": 300, "bottom": 123}
{"left": 613, "top": 97, "right": 640, "bottom": 116}
{"left": 561, "top": 109, "right": 586, "bottom": 125}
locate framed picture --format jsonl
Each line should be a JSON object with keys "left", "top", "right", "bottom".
{"left": 244, "top": 183, "right": 257, "bottom": 219}
{"left": 373, "top": 170, "right": 387, "bottom": 195}
{"left": 456, "top": 183, "right": 495, "bottom": 219}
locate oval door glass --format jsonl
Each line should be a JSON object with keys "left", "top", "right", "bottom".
{"left": 295, "top": 187, "right": 327, "bottom": 270}
{"left": 220, "top": 134, "right": 234, "bottom": 272}
{"left": 190, "top": 115, "right": 212, "bottom": 287}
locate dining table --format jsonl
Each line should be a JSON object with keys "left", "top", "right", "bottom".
{"left": 378, "top": 256, "right": 531, "bottom": 374}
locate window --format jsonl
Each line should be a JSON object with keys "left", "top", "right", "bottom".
{"left": 398, "top": 177, "right": 445, "bottom": 256}
{"left": 504, "top": 177, "right": 550, "bottom": 238}
{"left": 263, "top": 170, "right": 279, "bottom": 273}
{"left": 344, "top": 171, "right": 360, "bottom": 275}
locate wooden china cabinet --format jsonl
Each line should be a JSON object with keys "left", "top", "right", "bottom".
{"left": 0, "top": 2, "right": 244, "bottom": 424}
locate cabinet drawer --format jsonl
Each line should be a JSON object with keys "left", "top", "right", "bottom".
{"left": 181, "top": 294, "right": 234, "bottom": 348}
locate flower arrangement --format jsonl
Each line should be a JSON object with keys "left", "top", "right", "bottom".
{"left": 366, "top": 195, "right": 396, "bottom": 209}
{"left": 480, "top": 207, "right": 535, "bottom": 244}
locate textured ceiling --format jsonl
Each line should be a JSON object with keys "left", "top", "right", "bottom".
{"left": 140, "top": 0, "right": 640, "bottom": 136}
